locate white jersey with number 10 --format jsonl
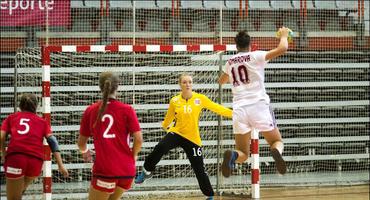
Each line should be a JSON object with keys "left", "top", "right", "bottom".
{"left": 223, "top": 51, "right": 270, "bottom": 108}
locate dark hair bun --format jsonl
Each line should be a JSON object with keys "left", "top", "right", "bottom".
{"left": 235, "top": 30, "right": 250, "bottom": 49}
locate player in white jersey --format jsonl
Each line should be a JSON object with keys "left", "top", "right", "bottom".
{"left": 219, "top": 27, "right": 291, "bottom": 177}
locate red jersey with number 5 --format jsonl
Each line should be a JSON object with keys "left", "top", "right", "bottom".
{"left": 1, "top": 112, "right": 51, "bottom": 160}
{"left": 80, "top": 99, "right": 141, "bottom": 178}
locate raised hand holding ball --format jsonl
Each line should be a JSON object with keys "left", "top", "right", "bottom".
{"left": 276, "top": 27, "right": 293, "bottom": 43}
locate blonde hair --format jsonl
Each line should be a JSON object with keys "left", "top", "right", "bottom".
{"left": 178, "top": 73, "right": 192, "bottom": 84}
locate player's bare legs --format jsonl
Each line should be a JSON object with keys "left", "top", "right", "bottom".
{"left": 23, "top": 176, "right": 37, "bottom": 193}
{"left": 234, "top": 133, "right": 251, "bottom": 163}
{"left": 222, "top": 128, "right": 286, "bottom": 177}
{"left": 6, "top": 177, "right": 25, "bottom": 200}
{"left": 108, "top": 187, "right": 126, "bottom": 200}
{"left": 222, "top": 132, "right": 251, "bottom": 177}
{"left": 88, "top": 185, "right": 110, "bottom": 200}
{"left": 261, "top": 128, "right": 286, "bottom": 174}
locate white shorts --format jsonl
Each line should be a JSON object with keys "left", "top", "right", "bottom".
{"left": 233, "top": 100, "right": 277, "bottom": 134}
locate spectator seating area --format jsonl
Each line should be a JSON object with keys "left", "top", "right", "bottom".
{"left": 0, "top": 0, "right": 369, "bottom": 52}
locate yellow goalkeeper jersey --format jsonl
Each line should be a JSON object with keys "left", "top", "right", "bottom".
{"left": 162, "top": 92, "right": 232, "bottom": 146}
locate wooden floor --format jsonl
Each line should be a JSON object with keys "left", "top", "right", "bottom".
{"left": 1, "top": 185, "right": 368, "bottom": 199}
{"left": 150, "top": 185, "right": 369, "bottom": 200}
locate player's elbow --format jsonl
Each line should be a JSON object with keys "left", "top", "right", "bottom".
{"left": 279, "top": 40, "right": 289, "bottom": 52}
{"left": 162, "top": 121, "right": 170, "bottom": 130}
{"left": 133, "top": 131, "right": 143, "bottom": 146}
{"left": 218, "top": 78, "right": 224, "bottom": 85}
{"left": 77, "top": 136, "right": 87, "bottom": 150}
{"left": 218, "top": 74, "right": 229, "bottom": 85}
{"left": 274, "top": 46, "right": 288, "bottom": 59}
{"left": 46, "top": 135, "right": 60, "bottom": 153}
{"left": 277, "top": 43, "right": 288, "bottom": 54}
{"left": 281, "top": 45, "right": 288, "bottom": 53}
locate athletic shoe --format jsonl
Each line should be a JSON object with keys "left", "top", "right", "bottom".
{"left": 205, "top": 196, "right": 213, "bottom": 200}
{"left": 134, "top": 171, "right": 153, "bottom": 184}
{"left": 221, "top": 150, "right": 235, "bottom": 177}
{"left": 271, "top": 148, "right": 287, "bottom": 175}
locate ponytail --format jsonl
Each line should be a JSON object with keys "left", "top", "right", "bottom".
{"left": 94, "top": 72, "right": 119, "bottom": 127}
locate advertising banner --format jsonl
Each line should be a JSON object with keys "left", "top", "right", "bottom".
{"left": 1, "top": 0, "right": 71, "bottom": 26}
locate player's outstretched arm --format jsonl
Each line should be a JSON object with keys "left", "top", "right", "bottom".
{"left": 203, "top": 95, "right": 232, "bottom": 118}
{"left": 265, "top": 27, "right": 290, "bottom": 61}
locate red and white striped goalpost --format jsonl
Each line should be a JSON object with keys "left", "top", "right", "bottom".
{"left": 41, "top": 46, "right": 52, "bottom": 200}
{"left": 251, "top": 129, "right": 260, "bottom": 199}
{"left": 40, "top": 44, "right": 259, "bottom": 199}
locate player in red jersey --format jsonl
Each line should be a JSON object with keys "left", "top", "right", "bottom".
{"left": 78, "top": 71, "right": 143, "bottom": 200}
{"left": 1, "top": 93, "right": 69, "bottom": 200}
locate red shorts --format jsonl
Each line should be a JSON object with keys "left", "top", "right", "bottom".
{"left": 4, "top": 153, "right": 43, "bottom": 179}
{"left": 91, "top": 177, "right": 133, "bottom": 193}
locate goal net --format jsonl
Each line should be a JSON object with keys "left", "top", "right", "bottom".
{"left": 8, "top": 45, "right": 241, "bottom": 199}
{"left": 1, "top": 45, "right": 368, "bottom": 199}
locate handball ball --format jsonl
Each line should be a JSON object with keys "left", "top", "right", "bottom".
{"left": 276, "top": 28, "right": 294, "bottom": 43}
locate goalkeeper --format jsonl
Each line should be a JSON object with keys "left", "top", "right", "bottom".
{"left": 135, "top": 73, "right": 232, "bottom": 200}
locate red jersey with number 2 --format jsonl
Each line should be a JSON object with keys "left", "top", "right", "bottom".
{"left": 1, "top": 112, "right": 51, "bottom": 160}
{"left": 80, "top": 99, "right": 141, "bottom": 178}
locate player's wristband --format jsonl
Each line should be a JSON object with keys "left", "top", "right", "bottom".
{"left": 80, "top": 148, "right": 89, "bottom": 154}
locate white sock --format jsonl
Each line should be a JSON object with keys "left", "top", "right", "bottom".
{"left": 277, "top": 147, "right": 283, "bottom": 155}
{"left": 143, "top": 167, "right": 151, "bottom": 175}
{"left": 273, "top": 141, "right": 284, "bottom": 155}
